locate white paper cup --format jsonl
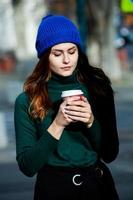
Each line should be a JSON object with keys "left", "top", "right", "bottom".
{"left": 61, "top": 89, "right": 84, "bottom": 99}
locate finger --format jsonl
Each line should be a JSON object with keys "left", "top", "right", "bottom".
{"left": 81, "top": 96, "right": 88, "bottom": 102}
{"left": 65, "top": 105, "right": 89, "bottom": 113}
{"left": 67, "top": 115, "right": 89, "bottom": 123}
{"left": 65, "top": 109, "right": 90, "bottom": 118}
{"left": 60, "top": 99, "right": 68, "bottom": 112}
{"left": 66, "top": 100, "right": 86, "bottom": 107}
{"left": 62, "top": 99, "right": 68, "bottom": 106}
{"left": 65, "top": 113, "right": 77, "bottom": 122}
{"left": 65, "top": 96, "right": 81, "bottom": 104}
{"left": 76, "top": 100, "right": 90, "bottom": 108}
{"left": 66, "top": 102, "right": 91, "bottom": 111}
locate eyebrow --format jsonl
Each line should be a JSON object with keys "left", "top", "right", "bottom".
{"left": 51, "top": 46, "right": 76, "bottom": 52}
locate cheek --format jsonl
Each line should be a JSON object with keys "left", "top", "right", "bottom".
{"left": 73, "top": 51, "right": 78, "bottom": 62}
{"left": 50, "top": 64, "right": 59, "bottom": 72}
{"left": 72, "top": 54, "right": 78, "bottom": 66}
{"left": 49, "top": 57, "right": 60, "bottom": 70}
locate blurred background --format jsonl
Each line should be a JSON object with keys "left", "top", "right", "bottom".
{"left": 0, "top": 0, "right": 133, "bottom": 200}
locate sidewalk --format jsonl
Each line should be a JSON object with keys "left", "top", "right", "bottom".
{"left": 0, "top": 148, "right": 16, "bottom": 163}
{"left": 112, "top": 72, "right": 133, "bottom": 100}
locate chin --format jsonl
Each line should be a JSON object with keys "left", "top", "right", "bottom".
{"left": 60, "top": 71, "right": 74, "bottom": 77}
{"left": 61, "top": 73, "right": 72, "bottom": 77}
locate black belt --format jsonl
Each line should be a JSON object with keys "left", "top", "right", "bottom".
{"left": 72, "top": 166, "right": 103, "bottom": 186}
{"left": 41, "top": 161, "right": 104, "bottom": 186}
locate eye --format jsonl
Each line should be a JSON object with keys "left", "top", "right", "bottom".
{"left": 52, "top": 52, "right": 62, "bottom": 57}
{"left": 54, "top": 53, "right": 61, "bottom": 57}
{"left": 68, "top": 49, "right": 76, "bottom": 54}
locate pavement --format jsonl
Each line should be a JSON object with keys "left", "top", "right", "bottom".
{"left": 109, "top": 73, "right": 133, "bottom": 200}
{"left": 0, "top": 72, "right": 133, "bottom": 200}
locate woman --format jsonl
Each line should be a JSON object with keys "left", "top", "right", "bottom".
{"left": 14, "top": 14, "right": 119, "bottom": 200}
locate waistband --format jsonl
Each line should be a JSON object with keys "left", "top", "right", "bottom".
{"left": 40, "top": 160, "right": 104, "bottom": 175}
{"left": 38, "top": 160, "right": 105, "bottom": 186}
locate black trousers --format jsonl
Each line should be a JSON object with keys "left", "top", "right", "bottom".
{"left": 34, "top": 161, "right": 119, "bottom": 200}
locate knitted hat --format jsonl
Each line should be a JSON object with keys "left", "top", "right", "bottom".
{"left": 35, "top": 14, "right": 82, "bottom": 58}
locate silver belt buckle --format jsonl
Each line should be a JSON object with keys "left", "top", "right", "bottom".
{"left": 95, "top": 167, "right": 103, "bottom": 177}
{"left": 72, "top": 174, "right": 83, "bottom": 186}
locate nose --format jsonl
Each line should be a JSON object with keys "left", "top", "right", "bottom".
{"left": 63, "top": 53, "right": 70, "bottom": 64}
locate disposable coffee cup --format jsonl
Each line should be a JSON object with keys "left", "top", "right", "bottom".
{"left": 61, "top": 89, "right": 84, "bottom": 99}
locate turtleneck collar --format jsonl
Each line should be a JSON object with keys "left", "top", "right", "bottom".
{"left": 47, "top": 69, "right": 90, "bottom": 102}
{"left": 49, "top": 70, "right": 78, "bottom": 85}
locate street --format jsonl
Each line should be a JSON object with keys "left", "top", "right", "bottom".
{"left": 0, "top": 80, "right": 133, "bottom": 200}
{"left": 0, "top": 162, "right": 35, "bottom": 200}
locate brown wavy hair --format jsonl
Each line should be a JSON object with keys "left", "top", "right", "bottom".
{"left": 23, "top": 49, "right": 52, "bottom": 120}
{"left": 24, "top": 47, "right": 112, "bottom": 120}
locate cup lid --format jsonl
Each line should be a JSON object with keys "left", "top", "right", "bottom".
{"left": 61, "top": 90, "right": 83, "bottom": 98}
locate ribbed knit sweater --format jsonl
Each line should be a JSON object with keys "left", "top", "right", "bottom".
{"left": 14, "top": 72, "right": 101, "bottom": 177}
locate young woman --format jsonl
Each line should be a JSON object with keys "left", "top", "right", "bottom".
{"left": 14, "top": 14, "right": 119, "bottom": 200}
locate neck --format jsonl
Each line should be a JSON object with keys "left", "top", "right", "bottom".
{"left": 50, "top": 70, "right": 78, "bottom": 84}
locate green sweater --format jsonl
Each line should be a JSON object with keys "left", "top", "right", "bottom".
{"left": 14, "top": 72, "right": 101, "bottom": 177}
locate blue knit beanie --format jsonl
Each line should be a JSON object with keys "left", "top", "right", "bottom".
{"left": 35, "top": 14, "right": 82, "bottom": 58}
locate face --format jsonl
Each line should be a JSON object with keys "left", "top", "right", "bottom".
{"left": 49, "top": 43, "right": 78, "bottom": 77}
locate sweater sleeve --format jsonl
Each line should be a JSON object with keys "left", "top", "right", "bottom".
{"left": 14, "top": 93, "right": 58, "bottom": 177}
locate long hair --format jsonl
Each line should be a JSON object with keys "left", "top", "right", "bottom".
{"left": 24, "top": 47, "right": 112, "bottom": 120}
{"left": 77, "top": 48, "right": 112, "bottom": 96}
{"left": 24, "top": 49, "right": 52, "bottom": 120}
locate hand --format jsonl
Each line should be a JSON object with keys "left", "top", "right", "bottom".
{"left": 47, "top": 100, "right": 75, "bottom": 140}
{"left": 54, "top": 99, "right": 74, "bottom": 128}
{"left": 64, "top": 96, "right": 94, "bottom": 127}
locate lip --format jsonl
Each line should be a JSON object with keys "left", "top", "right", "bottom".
{"left": 61, "top": 66, "right": 71, "bottom": 70}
